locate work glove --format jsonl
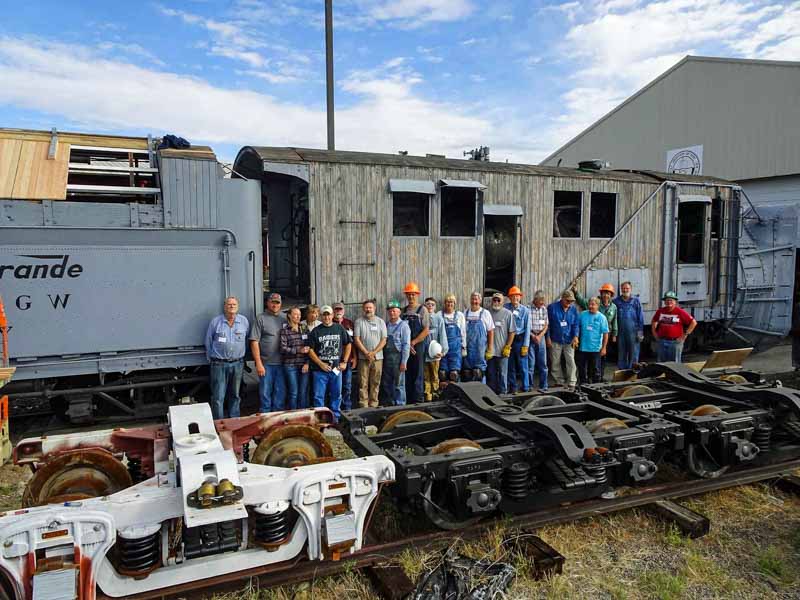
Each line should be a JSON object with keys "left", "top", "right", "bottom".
{"left": 484, "top": 350, "right": 493, "bottom": 361}
{"left": 637, "top": 332, "right": 644, "bottom": 342}
{"left": 502, "top": 346, "right": 511, "bottom": 358}
{"left": 520, "top": 346, "right": 529, "bottom": 357}
{"left": 461, "top": 348, "right": 468, "bottom": 357}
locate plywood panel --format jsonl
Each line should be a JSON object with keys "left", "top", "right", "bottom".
{"left": 10, "top": 141, "right": 69, "bottom": 200}
{"left": 0, "top": 139, "right": 23, "bottom": 197}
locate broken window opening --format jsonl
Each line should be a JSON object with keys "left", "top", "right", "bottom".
{"left": 393, "top": 192, "right": 429, "bottom": 237}
{"left": 553, "top": 191, "right": 582, "bottom": 238}
{"left": 589, "top": 192, "right": 616, "bottom": 238}
{"left": 678, "top": 202, "right": 706, "bottom": 264}
{"left": 710, "top": 196, "right": 722, "bottom": 239}
{"left": 441, "top": 187, "right": 479, "bottom": 237}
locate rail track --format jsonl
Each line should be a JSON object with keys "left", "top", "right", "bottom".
{"left": 106, "top": 458, "right": 800, "bottom": 600}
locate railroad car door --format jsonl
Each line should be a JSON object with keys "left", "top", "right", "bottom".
{"left": 483, "top": 205, "right": 522, "bottom": 296}
{"left": 675, "top": 195, "right": 712, "bottom": 302}
{"left": 735, "top": 204, "right": 797, "bottom": 337}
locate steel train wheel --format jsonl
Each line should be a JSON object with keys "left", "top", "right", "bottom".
{"left": 23, "top": 449, "right": 132, "bottom": 507}
{"left": 588, "top": 418, "right": 628, "bottom": 434}
{"left": 690, "top": 404, "right": 725, "bottom": 417}
{"left": 250, "top": 425, "right": 333, "bottom": 467}
{"left": 379, "top": 410, "right": 434, "bottom": 433}
{"left": 619, "top": 385, "right": 655, "bottom": 398}
{"left": 719, "top": 374, "right": 747, "bottom": 385}
{"left": 422, "top": 439, "right": 484, "bottom": 530}
{"left": 521, "top": 395, "right": 567, "bottom": 410}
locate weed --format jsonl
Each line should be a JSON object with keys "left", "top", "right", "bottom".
{"left": 639, "top": 570, "right": 686, "bottom": 600}
{"left": 756, "top": 546, "right": 794, "bottom": 584}
{"left": 663, "top": 524, "right": 690, "bottom": 548}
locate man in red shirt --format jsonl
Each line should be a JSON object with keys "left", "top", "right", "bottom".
{"left": 651, "top": 291, "right": 697, "bottom": 363}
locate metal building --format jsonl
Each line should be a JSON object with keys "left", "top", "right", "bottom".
{"left": 232, "top": 146, "right": 779, "bottom": 342}
{"left": 539, "top": 56, "right": 800, "bottom": 340}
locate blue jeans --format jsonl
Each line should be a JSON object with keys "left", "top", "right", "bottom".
{"left": 209, "top": 359, "right": 244, "bottom": 419}
{"left": 313, "top": 369, "right": 342, "bottom": 419}
{"left": 258, "top": 364, "right": 286, "bottom": 413}
{"left": 487, "top": 356, "right": 509, "bottom": 394}
{"left": 283, "top": 366, "right": 308, "bottom": 410}
{"left": 530, "top": 340, "right": 549, "bottom": 390}
{"left": 508, "top": 339, "right": 530, "bottom": 392}
{"left": 657, "top": 339, "right": 683, "bottom": 362}
{"left": 618, "top": 327, "right": 641, "bottom": 369}
{"left": 341, "top": 365, "right": 353, "bottom": 411}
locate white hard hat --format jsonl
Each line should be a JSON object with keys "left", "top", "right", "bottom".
{"left": 428, "top": 340, "right": 443, "bottom": 359}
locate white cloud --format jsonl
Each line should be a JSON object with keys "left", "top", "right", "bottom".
{"left": 362, "top": 0, "right": 475, "bottom": 26}
{"left": 97, "top": 41, "right": 166, "bottom": 66}
{"left": 539, "top": 0, "right": 800, "bottom": 159}
{"left": 0, "top": 36, "right": 531, "bottom": 161}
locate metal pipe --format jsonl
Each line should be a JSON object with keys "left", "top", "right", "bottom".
{"left": 8, "top": 375, "right": 208, "bottom": 400}
{"left": 732, "top": 325, "right": 785, "bottom": 337}
{"left": 571, "top": 181, "right": 667, "bottom": 285}
{"left": 325, "top": 0, "right": 335, "bottom": 151}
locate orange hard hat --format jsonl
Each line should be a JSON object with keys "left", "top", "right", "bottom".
{"left": 403, "top": 281, "right": 421, "bottom": 295}
{"left": 599, "top": 283, "right": 615, "bottom": 295}
{"left": 508, "top": 286, "right": 523, "bottom": 297}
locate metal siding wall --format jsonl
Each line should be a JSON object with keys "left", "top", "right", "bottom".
{"left": 542, "top": 60, "right": 800, "bottom": 181}
{"left": 305, "top": 161, "right": 744, "bottom": 315}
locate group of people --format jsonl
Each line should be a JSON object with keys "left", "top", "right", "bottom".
{"left": 204, "top": 281, "right": 697, "bottom": 420}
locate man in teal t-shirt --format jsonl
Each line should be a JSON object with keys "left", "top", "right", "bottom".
{"left": 578, "top": 297, "right": 609, "bottom": 384}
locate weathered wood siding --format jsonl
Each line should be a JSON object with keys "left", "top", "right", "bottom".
{"left": 307, "top": 160, "right": 733, "bottom": 315}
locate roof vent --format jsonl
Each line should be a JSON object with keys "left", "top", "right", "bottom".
{"left": 578, "top": 159, "right": 609, "bottom": 171}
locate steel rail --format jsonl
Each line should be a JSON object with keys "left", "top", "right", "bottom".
{"left": 104, "top": 457, "right": 800, "bottom": 600}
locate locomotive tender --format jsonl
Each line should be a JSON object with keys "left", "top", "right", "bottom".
{"left": 0, "top": 129, "right": 262, "bottom": 424}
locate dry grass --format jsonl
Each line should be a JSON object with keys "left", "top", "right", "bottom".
{"left": 3, "top": 456, "right": 799, "bottom": 600}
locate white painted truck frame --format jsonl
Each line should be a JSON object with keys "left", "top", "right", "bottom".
{"left": 0, "top": 404, "right": 394, "bottom": 600}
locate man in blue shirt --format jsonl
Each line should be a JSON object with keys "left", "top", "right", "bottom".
{"left": 505, "top": 286, "right": 531, "bottom": 393}
{"left": 205, "top": 296, "right": 249, "bottom": 419}
{"left": 546, "top": 290, "right": 580, "bottom": 391}
{"left": 379, "top": 300, "right": 411, "bottom": 406}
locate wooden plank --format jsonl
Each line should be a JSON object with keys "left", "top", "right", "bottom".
{"left": 0, "top": 138, "right": 23, "bottom": 197}
{"left": 0, "top": 367, "right": 15, "bottom": 388}
{"left": 68, "top": 163, "right": 158, "bottom": 173}
{"left": 685, "top": 361, "right": 707, "bottom": 372}
{"left": 10, "top": 140, "right": 69, "bottom": 200}
{"left": 648, "top": 499, "right": 710, "bottom": 538}
{"left": 503, "top": 532, "right": 565, "bottom": 579}
{"left": 66, "top": 184, "right": 160, "bottom": 195}
{"left": 701, "top": 348, "right": 754, "bottom": 370}
{"left": 364, "top": 564, "right": 415, "bottom": 600}
{"left": 774, "top": 474, "right": 800, "bottom": 496}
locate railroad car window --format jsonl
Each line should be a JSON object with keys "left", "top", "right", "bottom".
{"left": 678, "top": 202, "right": 706, "bottom": 263}
{"left": 553, "top": 191, "right": 582, "bottom": 238}
{"left": 589, "top": 192, "right": 616, "bottom": 238}
{"left": 711, "top": 196, "right": 722, "bottom": 239}
{"left": 441, "top": 187, "right": 479, "bottom": 237}
{"left": 392, "top": 192, "right": 429, "bottom": 237}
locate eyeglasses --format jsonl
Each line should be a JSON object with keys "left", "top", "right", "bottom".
{"left": 491, "top": 298, "right": 502, "bottom": 303}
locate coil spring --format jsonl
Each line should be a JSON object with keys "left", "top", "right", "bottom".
{"left": 503, "top": 462, "right": 531, "bottom": 501}
{"left": 127, "top": 456, "right": 143, "bottom": 483}
{"left": 118, "top": 532, "right": 159, "bottom": 572}
{"left": 255, "top": 511, "right": 289, "bottom": 544}
{"left": 242, "top": 442, "right": 250, "bottom": 463}
{"left": 584, "top": 463, "right": 608, "bottom": 486}
{"left": 753, "top": 424, "right": 772, "bottom": 453}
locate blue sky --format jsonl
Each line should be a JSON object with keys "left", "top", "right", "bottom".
{"left": 0, "top": 0, "right": 798, "bottom": 163}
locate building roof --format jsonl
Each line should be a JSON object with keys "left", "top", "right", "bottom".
{"left": 540, "top": 55, "right": 800, "bottom": 174}
{"left": 240, "top": 146, "right": 731, "bottom": 185}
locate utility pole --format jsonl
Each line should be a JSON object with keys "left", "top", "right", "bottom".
{"left": 325, "top": 0, "right": 335, "bottom": 151}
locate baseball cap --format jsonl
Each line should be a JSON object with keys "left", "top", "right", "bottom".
{"left": 561, "top": 290, "right": 575, "bottom": 301}
{"left": 320, "top": 305, "right": 333, "bottom": 314}
{"left": 491, "top": 292, "right": 504, "bottom": 301}
{"left": 332, "top": 302, "right": 345, "bottom": 310}
{"left": 268, "top": 292, "right": 282, "bottom": 302}
{"left": 386, "top": 299, "right": 401, "bottom": 309}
